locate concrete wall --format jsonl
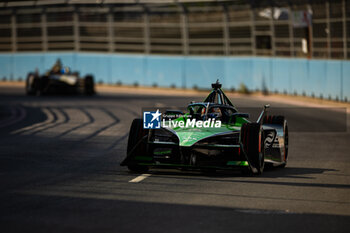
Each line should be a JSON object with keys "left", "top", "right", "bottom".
{"left": 0, "top": 52, "right": 349, "bottom": 101}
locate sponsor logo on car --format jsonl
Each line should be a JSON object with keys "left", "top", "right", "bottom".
{"left": 162, "top": 118, "right": 221, "bottom": 128}
{"left": 143, "top": 109, "right": 221, "bottom": 129}
{"left": 143, "top": 109, "right": 162, "bottom": 129}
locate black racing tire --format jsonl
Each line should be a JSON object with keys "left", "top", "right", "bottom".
{"left": 25, "top": 73, "right": 38, "bottom": 95}
{"left": 263, "top": 115, "right": 289, "bottom": 167}
{"left": 127, "top": 164, "right": 149, "bottom": 173}
{"left": 240, "top": 123, "right": 265, "bottom": 175}
{"left": 36, "top": 76, "right": 48, "bottom": 96}
{"left": 126, "top": 119, "right": 149, "bottom": 173}
{"left": 84, "top": 75, "right": 95, "bottom": 96}
{"left": 263, "top": 115, "right": 284, "bottom": 125}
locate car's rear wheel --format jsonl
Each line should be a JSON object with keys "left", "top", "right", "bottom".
{"left": 84, "top": 75, "right": 95, "bottom": 95}
{"left": 36, "top": 76, "right": 49, "bottom": 96}
{"left": 263, "top": 115, "right": 288, "bottom": 167}
{"left": 240, "top": 123, "right": 265, "bottom": 175}
{"left": 126, "top": 119, "right": 149, "bottom": 173}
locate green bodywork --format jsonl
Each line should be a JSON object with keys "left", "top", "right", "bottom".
{"left": 132, "top": 112, "right": 251, "bottom": 168}
{"left": 163, "top": 114, "right": 249, "bottom": 147}
{"left": 122, "top": 83, "right": 284, "bottom": 171}
{"left": 124, "top": 84, "right": 257, "bottom": 169}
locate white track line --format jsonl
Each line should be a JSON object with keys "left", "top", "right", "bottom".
{"left": 129, "top": 174, "right": 151, "bottom": 183}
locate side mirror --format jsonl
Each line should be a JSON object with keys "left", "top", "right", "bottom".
{"left": 257, "top": 104, "right": 270, "bottom": 124}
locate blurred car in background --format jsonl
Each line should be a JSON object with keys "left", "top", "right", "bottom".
{"left": 25, "top": 59, "right": 95, "bottom": 96}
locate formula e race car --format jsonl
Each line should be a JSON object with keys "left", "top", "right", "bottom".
{"left": 121, "top": 81, "right": 288, "bottom": 175}
{"left": 25, "top": 59, "right": 95, "bottom": 96}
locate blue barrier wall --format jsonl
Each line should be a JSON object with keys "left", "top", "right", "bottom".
{"left": 0, "top": 52, "right": 349, "bottom": 101}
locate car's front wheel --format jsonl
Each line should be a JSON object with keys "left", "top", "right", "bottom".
{"left": 25, "top": 73, "right": 38, "bottom": 95}
{"left": 240, "top": 123, "right": 265, "bottom": 175}
{"left": 125, "top": 118, "right": 149, "bottom": 173}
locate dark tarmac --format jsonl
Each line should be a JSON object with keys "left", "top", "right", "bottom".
{"left": 0, "top": 86, "right": 349, "bottom": 233}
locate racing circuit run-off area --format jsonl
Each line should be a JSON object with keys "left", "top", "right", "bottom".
{"left": 0, "top": 82, "right": 350, "bottom": 233}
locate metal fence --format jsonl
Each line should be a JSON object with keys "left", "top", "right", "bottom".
{"left": 0, "top": 0, "right": 349, "bottom": 59}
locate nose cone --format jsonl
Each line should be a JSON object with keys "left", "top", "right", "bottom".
{"left": 176, "top": 128, "right": 215, "bottom": 147}
{"left": 172, "top": 125, "right": 238, "bottom": 147}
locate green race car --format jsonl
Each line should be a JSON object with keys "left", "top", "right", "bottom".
{"left": 121, "top": 81, "right": 288, "bottom": 175}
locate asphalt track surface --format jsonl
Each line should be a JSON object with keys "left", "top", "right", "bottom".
{"left": 0, "top": 86, "right": 349, "bottom": 233}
